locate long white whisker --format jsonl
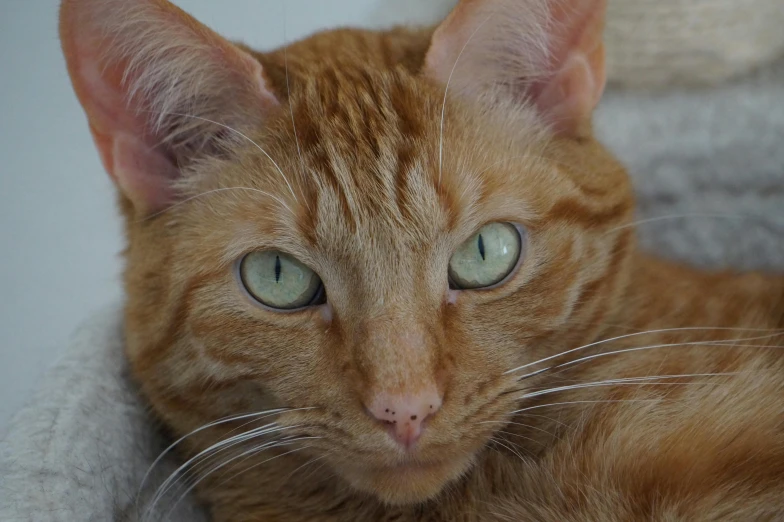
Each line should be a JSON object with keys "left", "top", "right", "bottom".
{"left": 176, "top": 425, "right": 293, "bottom": 482}
{"left": 512, "top": 413, "right": 569, "bottom": 428}
{"left": 606, "top": 212, "right": 780, "bottom": 234}
{"left": 438, "top": 12, "right": 496, "bottom": 186}
{"left": 164, "top": 441, "right": 316, "bottom": 522}
{"left": 511, "top": 399, "right": 660, "bottom": 414}
{"left": 208, "top": 433, "right": 307, "bottom": 485}
{"left": 478, "top": 419, "right": 557, "bottom": 437}
{"left": 489, "top": 436, "right": 528, "bottom": 461}
{"left": 282, "top": 2, "right": 309, "bottom": 215}
{"left": 213, "top": 441, "right": 319, "bottom": 490}
{"left": 142, "top": 403, "right": 318, "bottom": 521}
{"left": 518, "top": 333, "right": 784, "bottom": 381}
{"left": 166, "top": 434, "right": 306, "bottom": 518}
{"left": 528, "top": 372, "right": 738, "bottom": 387}
{"left": 505, "top": 327, "right": 783, "bottom": 375}
{"left": 281, "top": 452, "right": 331, "bottom": 484}
{"left": 141, "top": 110, "right": 299, "bottom": 203}
{"left": 143, "top": 424, "right": 297, "bottom": 522}
{"left": 495, "top": 429, "right": 543, "bottom": 446}
{"left": 136, "top": 408, "right": 293, "bottom": 512}
{"left": 520, "top": 372, "right": 738, "bottom": 400}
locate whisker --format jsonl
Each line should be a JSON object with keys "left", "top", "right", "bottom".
{"left": 139, "top": 110, "right": 299, "bottom": 202}
{"left": 141, "top": 402, "right": 318, "bottom": 521}
{"left": 164, "top": 441, "right": 317, "bottom": 522}
{"left": 136, "top": 408, "right": 293, "bottom": 512}
{"left": 513, "top": 413, "right": 569, "bottom": 428}
{"left": 477, "top": 151, "right": 782, "bottom": 231}
{"left": 177, "top": 429, "right": 301, "bottom": 493}
{"left": 282, "top": 451, "right": 332, "bottom": 484}
{"left": 505, "top": 326, "right": 784, "bottom": 375}
{"left": 142, "top": 424, "right": 297, "bottom": 522}
{"left": 208, "top": 438, "right": 321, "bottom": 492}
{"left": 300, "top": 457, "right": 332, "bottom": 485}
{"left": 476, "top": 151, "right": 782, "bottom": 259}
{"left": 528, "top": 372, "right": 738, "bottom": 388}
{"left": 606, "top": 212, "right": 782, "bottom": 234}
{"left": 438, "top": 11, "right": 496, "bottom": 185}
{"left": 483, "top": 442, "right": 508, "bottom": 466}
{"left": 477, "top": 419, "right": 557, "bottom": 437}
{"left": 494, "top": 429, "right": 544, "bottom": 446}
{"left": 282, "top": 2, "right": 309, "bottom": 215}
{"left": 511, "top": 399, "right": 661, "bottom": 414}
{"left": 489, "top": 436, "right": 528, "bottom": 462}
{"left": 520, "top": 372, "right": 738, "bottom": 400}
{"left": 518, "top": 334, "right": 784, "bottom": 381}
{"left": 212, "top": 415, "right": 287, "bottom": 445}
{"left": 208, "top": 433, "right": 308, "bottom": 484}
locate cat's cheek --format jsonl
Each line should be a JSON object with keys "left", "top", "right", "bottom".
{"left": 447, "top": 289, "right": 460, "bottom": 305}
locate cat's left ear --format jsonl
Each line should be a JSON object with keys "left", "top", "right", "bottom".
{"left": 424, "top": 0, "right": 606, "bottom": 137}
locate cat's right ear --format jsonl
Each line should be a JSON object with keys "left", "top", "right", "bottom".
{"left": 424, "top": 0, "right": 606, "bottom": 138}
{"left": 59, "top": 0, "right": 279, "bottom": 215}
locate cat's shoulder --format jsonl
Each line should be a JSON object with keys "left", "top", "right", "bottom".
{"left": 493, "top": 362, "right": 784, "bottom": 521}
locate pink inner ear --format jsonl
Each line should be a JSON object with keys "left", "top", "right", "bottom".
{"left": 530, "top": 0, "right": 607, "bottom": 133}
{"left": 533, "top": 50, "right": 605, "bottom": 135}
{"left": 111, "top": 133, "right": 179, "bottom": 213}
{"left": 77, "top": 51, "right": 179, "bottom": 214}
{"left": 424, "top": 0, "right": 607, "bottom": 137}
{"left": 60, "top": 0, "right": 280, "bottom": 216}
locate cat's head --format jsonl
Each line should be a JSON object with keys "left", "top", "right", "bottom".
{"left": 61, "top": 0, "right": 632, "bottom": 505}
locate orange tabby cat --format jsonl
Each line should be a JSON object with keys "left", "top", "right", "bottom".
{"left": 60, "top": 0, "right": 784, "bottom": 520}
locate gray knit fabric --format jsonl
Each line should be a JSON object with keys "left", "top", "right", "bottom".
{"left": 596, "top": 56, "right": 784, "bottom": 270}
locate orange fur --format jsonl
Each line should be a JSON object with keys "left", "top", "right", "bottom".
{"left": 59, "top": 0, "right": 784, "bottom": 520}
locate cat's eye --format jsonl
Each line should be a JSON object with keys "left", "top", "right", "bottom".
{"left": 239, "top": 251, "right": 325, "bottom": 310}
{"left": 448, "top": 223, "right": 524, "bottom": 290}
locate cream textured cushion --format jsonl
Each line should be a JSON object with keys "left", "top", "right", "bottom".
{"left": 605, "top": 0, "right": 784, "bottom": 87}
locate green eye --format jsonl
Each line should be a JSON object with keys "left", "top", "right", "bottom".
{"left": 239, "top": 251, "right": 325, "bottom": 310}
{"left": 448, "top": 223, "right": 523, "bottom": 290}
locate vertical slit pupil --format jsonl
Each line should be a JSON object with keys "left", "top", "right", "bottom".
{"left": 478, "top": 234, "right": 486, "bottom": 260}
{"left": 274, "top": 255, "right": 282, "bottom": 282}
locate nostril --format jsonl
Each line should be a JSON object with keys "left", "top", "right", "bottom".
{"left": 366, "top": 389, "right": 443, "bottom": 449}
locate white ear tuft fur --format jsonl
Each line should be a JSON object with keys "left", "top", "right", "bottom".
{"left": 60, "top": 0, "right": 278, "bottom": 213}
{"left": 98, "top": 0, "right": 277, "bottom": 152}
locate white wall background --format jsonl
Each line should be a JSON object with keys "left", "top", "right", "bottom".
{"left": 0, "top": 0, "right": 455, "bottom": 433}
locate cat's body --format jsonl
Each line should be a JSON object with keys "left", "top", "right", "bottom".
{"left": 59, "top": 0, "right": 784, "bottom": 520}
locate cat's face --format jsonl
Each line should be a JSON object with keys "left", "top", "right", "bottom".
{"left": 62, "top": 0, "right": 627, "bottom": 506}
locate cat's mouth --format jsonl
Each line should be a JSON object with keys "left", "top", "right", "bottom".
{"left": 337, "top": 453, "right": 473, "bottom": 505}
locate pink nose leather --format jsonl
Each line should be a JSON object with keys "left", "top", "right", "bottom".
{"left": 367, "top": 390, "right": 442, "bottom": 449}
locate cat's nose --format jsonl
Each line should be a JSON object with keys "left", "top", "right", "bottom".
{"left": 366, "top": 388, "right": 442, "bottom": 449}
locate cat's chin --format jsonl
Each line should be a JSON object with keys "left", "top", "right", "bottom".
{"left": 339, "top": 455, "right": 473, "bottom": 505}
